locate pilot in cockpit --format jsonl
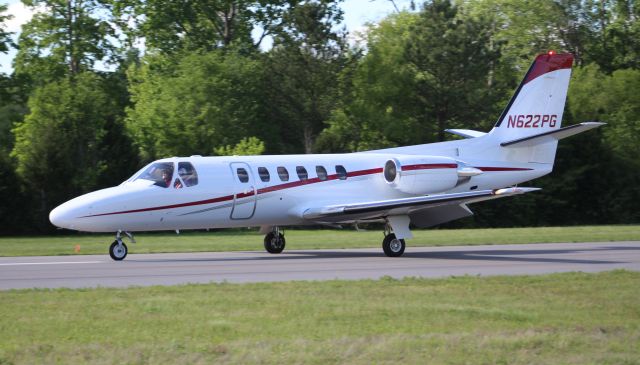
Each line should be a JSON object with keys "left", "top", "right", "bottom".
{"left": 161, "top": 168, "right": 172, "bottom": 188}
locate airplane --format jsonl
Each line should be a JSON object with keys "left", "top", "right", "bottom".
{"left": 50, "top": 52, "right": 603, "bottom": 260}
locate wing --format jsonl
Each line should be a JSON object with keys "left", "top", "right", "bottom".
{"left": 302, "top": 187, "right": 539, "bottom": 227}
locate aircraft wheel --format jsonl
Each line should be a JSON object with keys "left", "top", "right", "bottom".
{"left": 382, "top": 233, "right": 405, "bottom": 257}
{"left": 109, "top": 240, "right": 128, "bottom": 261}
{"left": 264, "top": 232, "right": 285, "bottom": 254}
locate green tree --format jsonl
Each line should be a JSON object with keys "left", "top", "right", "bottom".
{"left": 265, "top": 0, "right": 349, "bottom": 153}
{"left": 317, "top": 11, "right": 418, "bottom": 152}
{"left": 463, "top": 0, "right": 574, "bottom": 67}
{"left": 0, "top": 3, "right": 13, "bottom": 62}
{"left": 320, "top": 1, "right": 504, "bottom": 153}
{"left": 215, "top": 136, "right": 266, "bottom": 155}
{"left": 14, "top": 0, "right": 117, "bottom": 82}
{"left": 404, "top": 0, "right": 503, "bottom": 141}
{"left": 111, "top": 0, "right": 326, "bottom": 54}
{"left": 570, "top": 64, "right": 640, "bottom": 161}
{"left": 0, "top": 152, "right": 32, "bottom": 234}
{"left": 464, "top": 0, "right": 640, "bottom": 72}
{"left": 567, "top": 65, "right": 640, "bottom": 223}
{"left": 126, "top": 51, "right": 270, "bottom": 161}
{"left": 11, "top": 73, "right": 129, "bottom": 225}
{"left": 583, "top": 0, "right": 640, "bottom": 72}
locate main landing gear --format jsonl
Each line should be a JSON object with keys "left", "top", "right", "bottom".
{"left": 382, "top": 233, "right": 406, "bottom": 257}
{"left": 381, "top": 216, "right": 410, "bottom": 257}
{"left": 264, "top": 227, "right": 285, "bottom": 254}
{"left": 109, "top": 231, "right": 135, "bottom": 261}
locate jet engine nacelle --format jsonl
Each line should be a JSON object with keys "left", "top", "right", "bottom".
{"left": 383, "top": 155, "right": 461, "bottom": 195}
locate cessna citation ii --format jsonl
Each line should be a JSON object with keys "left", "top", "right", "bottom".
{"left": 50, "top": 52, "right": 603, "bottom": 260}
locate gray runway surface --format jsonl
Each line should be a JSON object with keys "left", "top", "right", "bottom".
{"left": 1, "top": 241, "right": 639, "bottom": 290}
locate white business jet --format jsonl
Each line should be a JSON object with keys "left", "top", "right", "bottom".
{"left": 50, "top": 52, "right": 603, "bottom": 260}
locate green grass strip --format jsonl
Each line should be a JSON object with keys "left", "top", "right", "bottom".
{"left": 0, "top": 225, "right": 638, "bottom": 257}
{"left": 0, "top": 270, "right": 638, "bottom": 364}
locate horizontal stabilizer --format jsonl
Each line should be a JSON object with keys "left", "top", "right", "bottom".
{"left": 445, "top": 129, "right": 487, "bottom": 139}
{"left": 501, "top": 122, "right": 605, "bottom": 147}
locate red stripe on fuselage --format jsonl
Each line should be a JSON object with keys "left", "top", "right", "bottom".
{"left": 401, "top": 163, "right": 457, "bottom": 171}
{"left": 475, "top": 167, "right": 533, "bottom": 172}
{"left": 82, "top": 167, "right": 384, "bottom": 217}
{"left": 81, "top": 165, "right": 532, "bottom": 217}
{"left": 346, "top": 167, "right": 383, "bottom": 177}
{"left": 84, "top": 194, "right": 236, "bottom": 217}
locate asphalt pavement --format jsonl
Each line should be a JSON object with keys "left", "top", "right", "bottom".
{"left": 1, "top": 241, "right": 639, "bottom": 290}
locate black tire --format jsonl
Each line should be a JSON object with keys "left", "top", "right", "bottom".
{"left": 264, "top": 232, "right": 285, "bottom": 254}
{"left": 109, "top": 240, "right": 128, "bottom": 261}
{"left": 382, "top": 233, "right": 405, "bottom": 257}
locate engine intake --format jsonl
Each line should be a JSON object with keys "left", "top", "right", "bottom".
{"left": 383, "top": 156, "right": 461, "bottom": 194}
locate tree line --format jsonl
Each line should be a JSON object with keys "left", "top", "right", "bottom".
{"left": 0, "top": 0, "right": 638, "bottom": 234}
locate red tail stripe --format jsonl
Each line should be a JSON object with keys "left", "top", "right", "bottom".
{"left": 523, "top": 53, "right": 573, "bottom": 85}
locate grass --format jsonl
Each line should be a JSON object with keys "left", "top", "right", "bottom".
{"left": 0, "top": 225, "right": 638, "bottom": 257}
{"left": 0, "top": 270, "right": 639, "bottom": 364}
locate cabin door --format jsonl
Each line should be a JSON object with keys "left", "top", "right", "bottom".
{"left": 229, "top": 162, "right": 257, "bottom": 220}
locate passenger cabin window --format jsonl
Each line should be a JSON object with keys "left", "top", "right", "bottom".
{"left": 336, "top": 165, "right": 347, "bottom": 180}
{"left": 135, "top": 162, "right": 174, "bottom": 188}
{"left": 277, "top": 166, "right": 289, "bottom": 181}
{"left": 258, "top": 167, "right": 270, "bottom": 182}
{"left": 177, "top": 162, "right": 198, "bottom": 187}
{"left": 316, "top": 166, "right": 328, "bottom": 181}
{"left": 296, "top": 166, "right": 308, "bottom": 181}
{"left": 237, "top": 168, "right": 249, "bottom": 183}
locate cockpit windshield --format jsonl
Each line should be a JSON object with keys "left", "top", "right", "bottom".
{"left": 134, "top": 162, "right": 175, "bottom": 188}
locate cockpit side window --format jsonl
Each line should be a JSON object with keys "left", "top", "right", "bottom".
{"left": 177, "top": 162, "right": 198, "bottom": 187}
{"left": 135, "top": 162, "right": 174, "bottom": 188}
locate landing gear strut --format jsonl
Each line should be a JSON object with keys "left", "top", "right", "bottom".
{"left": 109, "top": 231, "right": 134, "bottom": 261}
{"left": 264, "top": 227, "right": 285, "bottom": 254}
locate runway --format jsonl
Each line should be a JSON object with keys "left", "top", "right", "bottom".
{"left": 1, "top": 241, "right": 639, "bottom": 290}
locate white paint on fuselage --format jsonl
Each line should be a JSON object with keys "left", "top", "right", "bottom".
{"left": 49, "top": 150, "right": 548, "bottom": 233}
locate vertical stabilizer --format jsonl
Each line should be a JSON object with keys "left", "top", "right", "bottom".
{"left": 487, "top": 52, "right": 573, "bottom": 164}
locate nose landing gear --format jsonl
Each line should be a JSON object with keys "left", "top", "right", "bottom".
{"left": 109, "top": 240, "right": 127, "bottom": 261}
{"left": 264, "top": 227, "right": 285, "bottom": 254}
{"left": 109, "top": 231, "right": 135, "bottom": 261}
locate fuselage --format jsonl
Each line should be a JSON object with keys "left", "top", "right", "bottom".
{"left": 49, "top": 140, "right": 550, "bottom": 233}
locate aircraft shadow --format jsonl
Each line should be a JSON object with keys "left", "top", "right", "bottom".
{"left": 127, "top": 245, "right": 637, "bottom": 265}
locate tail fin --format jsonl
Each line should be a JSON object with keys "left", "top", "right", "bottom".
{"left": 487, "top": 52, "right": 574, "bottom": 163}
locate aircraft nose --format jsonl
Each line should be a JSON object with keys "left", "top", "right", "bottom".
{"left": 49, "top": 203, "right": 78, "bottom": 229}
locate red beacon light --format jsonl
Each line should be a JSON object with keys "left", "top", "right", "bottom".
{"left": 548, "top": 50, "right": 556, "bottom": 55}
